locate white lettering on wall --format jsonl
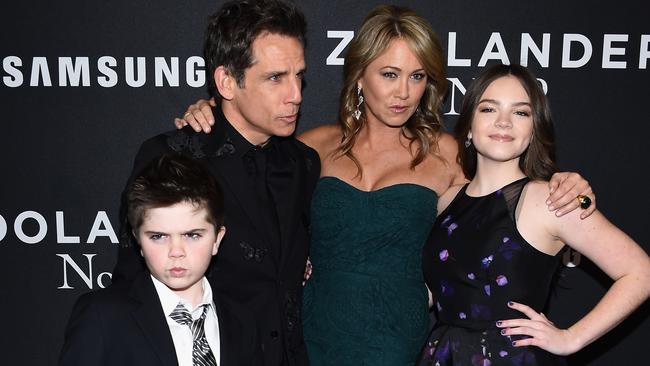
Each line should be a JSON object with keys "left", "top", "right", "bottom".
{"left": 602, "top": 34, "right": 628, "bottom": 69}
{"left": 0, "top": 210, "right": 119, "bottom": 244}
{"left": 3, "top": 56, "right": 23, "bottom": 87}
{"left": 56, "top": 254, "right": 112, "bottom": 289}
{"left": 537, "top": 78, "right": 548, "bottom": 94}
{"left": 521, "top": 33, "right": 550, "bottom": 68}
{"left": 640, "top": 35, "right": 650, "bottom": 69}
{"left": 326, "top": 30, "right": 354, "bottom": 66}
{"left": 444, "top": 78, "right": 467, "bottom": 116}
{"left": 186, "top": 56, "right": 205, "bottom": 87}
{"left": 57, "top": 254, "right": 95, "bottom": 289}
{"left": 154, "top": 57, "right": 179, "bottom": 87}
{"left": 14, "top": 211, "right": 47, "bottom": 244}
{"left": 3, "top": 32, "right": 647, "bottom": 89}
{"left": 125, "top": 56, "right": 146, "bottom": 87}
{"left": 56, "top": 211, "right": 80, "bottom": 244}
{"left": 97, "top": 271, "right": 113, "bottom": 288}
{"left": 29, "top": 57, "right": 52, "bottom": 86}
{"left": 97, "top": 56, "right": 118, "bottom": 87}
{"left": 478, "top": 32, "right": 510, "bottom": 66}
{"left": 447, "top": 32, "right": 471, "bottom": 67}
{"left": 58, "top": 57, "right": 90, "bottom": 86}
{"left": 86, "top": 211, "right": 118, "bottom": 244}
{"left": 0, "top": 214, "right": 6, "bottom": 241}
{"left": 562, "top": 34, "right": 593, "bottom": 68}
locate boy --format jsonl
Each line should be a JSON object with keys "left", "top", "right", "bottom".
{"left": 59, "top": 154, "right": 261, "bottom": 366}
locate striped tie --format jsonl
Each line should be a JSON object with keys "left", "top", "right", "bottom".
{"left": 170, "top": 303, "right": 218, "bottom": 366}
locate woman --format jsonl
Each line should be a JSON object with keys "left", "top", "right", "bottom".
{"left": 418, "top": 64, "right": 650, "bottom": 365}
{"left": 176, "top": 6, "right": 594, "bottom": 364}
{"left": 297, "top": 6, "right": 460, "bottom": 365}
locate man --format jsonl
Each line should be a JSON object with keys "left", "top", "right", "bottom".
{"left": 114, "top": 1, "right": 319, "bottom": 365}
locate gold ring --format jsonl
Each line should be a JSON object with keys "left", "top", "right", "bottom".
{"left": 183, "top": 111, "right": 192, "bottom": 118}
{"left": 577, "top": 195, "right": 591, "bottom": 210}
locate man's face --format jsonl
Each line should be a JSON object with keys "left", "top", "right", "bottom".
{"left": 227, "top": 32, "right": 305, "bottom": 145}
{"left": 137, "top": 202, "right": 225, "bottom": 303}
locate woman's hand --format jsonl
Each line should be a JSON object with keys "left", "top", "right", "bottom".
{"left": 174, "top": 98, "right": 216, "bottom": 133}
{"left": 496, "top": 301, "right": 581, "bottom": 356}
{"left": 547, "top": 172, "right": 595, "bottom": 219}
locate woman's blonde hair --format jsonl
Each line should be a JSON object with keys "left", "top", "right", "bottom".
{"left": 337, "top": 5, "right": 447, "bottom": 175}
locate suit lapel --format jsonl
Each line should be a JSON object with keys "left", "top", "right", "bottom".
{"left": 129, "top": 273, "right": 179, "bottom": 366}
{"left": 213, "top": 297, "right": 236, "bottom": 366}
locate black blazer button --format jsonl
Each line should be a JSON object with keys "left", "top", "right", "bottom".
{"left": 270, "top": 330, "right": 279, "bottom": 339}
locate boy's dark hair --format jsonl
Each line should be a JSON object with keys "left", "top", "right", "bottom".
{"left": 204, "top": 0, "right": 307, "bottom": 98}
{"left": 126, "top": 154, "right": 225, "bottom": 234}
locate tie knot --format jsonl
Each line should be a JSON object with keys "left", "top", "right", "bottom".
{"left": 170, "top": 303, "right": 210, "bottom": 327}
{"left": 170, "top": 303, "right": 192, "bottom": 326}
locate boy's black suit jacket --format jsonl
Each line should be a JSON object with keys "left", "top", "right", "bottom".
{"left": 59, "top": 271, "right": 262, "bottom": 366}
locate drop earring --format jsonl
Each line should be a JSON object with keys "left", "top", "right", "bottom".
{"left": 353, "top": 86, "right": 364, "bottom": 120}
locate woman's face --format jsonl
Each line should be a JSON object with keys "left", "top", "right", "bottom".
{"left": 358, "top": 38, "right": 427, "bottom": 128}
{"left": 469, "top": 75, "right": 534, "bottom": 165}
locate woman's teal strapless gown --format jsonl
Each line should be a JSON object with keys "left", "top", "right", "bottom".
{"left": 303, "top": 176, "right": 438, "bottom": 366}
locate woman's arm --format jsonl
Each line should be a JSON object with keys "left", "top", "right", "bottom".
{"left": 497, "top": 182, "right": 650, "bottom": 355}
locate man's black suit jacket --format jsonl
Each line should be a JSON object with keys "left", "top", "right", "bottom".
{"left": 59, "top": 271, "right": 262, "bottom": 366}
{"left": 113, "top": 106, "right": 320, "bottom": 366}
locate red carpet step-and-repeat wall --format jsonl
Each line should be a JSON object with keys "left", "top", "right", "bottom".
{"left": 1, "top": 1, "right": 648, "bottom": 364}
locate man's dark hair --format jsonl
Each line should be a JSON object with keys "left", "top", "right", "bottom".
{"left": 126, "top": 154, "right": 225, "bottom": 233}
{"left": 204, "top": 0, "right": 307, "bottom": 98}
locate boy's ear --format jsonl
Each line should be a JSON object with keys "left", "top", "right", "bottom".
{"left": 212, "top": 226, "right": 226, "bottom": 255}
{"left": 214, "top": 66, "right": 235, "bottom": 101}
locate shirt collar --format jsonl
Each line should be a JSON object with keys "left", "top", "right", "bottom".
{"left": 216, "top": 106, "right": 278, "bottom": 158}
{"left": 150, "top": 275, "right": 213, "bottom": 316}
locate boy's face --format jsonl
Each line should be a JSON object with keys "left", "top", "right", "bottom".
{"left": 136, "top": 201, "right": 225, "bottom": 303}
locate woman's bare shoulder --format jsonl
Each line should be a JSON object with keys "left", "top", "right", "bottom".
{"left": 519, "top": 180, "right": 558, "bottom": 222}
{"left": 523, "top": 180, "right": 551, "bottom": 202}
{"left": 436, "top": 132, "right": 458, "bottom": 158}
{"left": 298, "top": 124, "right": 342, "bottom": 155}
{"left": 430, "top": 132, "right": 466, "bottom": 185}
{"left": 437, "top": 183, "right": 465, "bottom": 213}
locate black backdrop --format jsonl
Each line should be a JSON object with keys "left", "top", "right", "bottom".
{"left": 1, "top": 1, "right": 648, "bottom": 365}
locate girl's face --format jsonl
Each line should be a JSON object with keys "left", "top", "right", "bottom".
{"left": 358, "top": 38, "right": 427, "bottom": 128}
{"left": 469, "top": 75, "right": 534, "bottom": 165}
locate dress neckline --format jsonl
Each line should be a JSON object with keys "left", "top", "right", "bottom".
{"left": 462, "top": 176, "right": 529, "bottom": 198}
{"left": 319, "top": 176, "right": 439, "bottom": 197}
